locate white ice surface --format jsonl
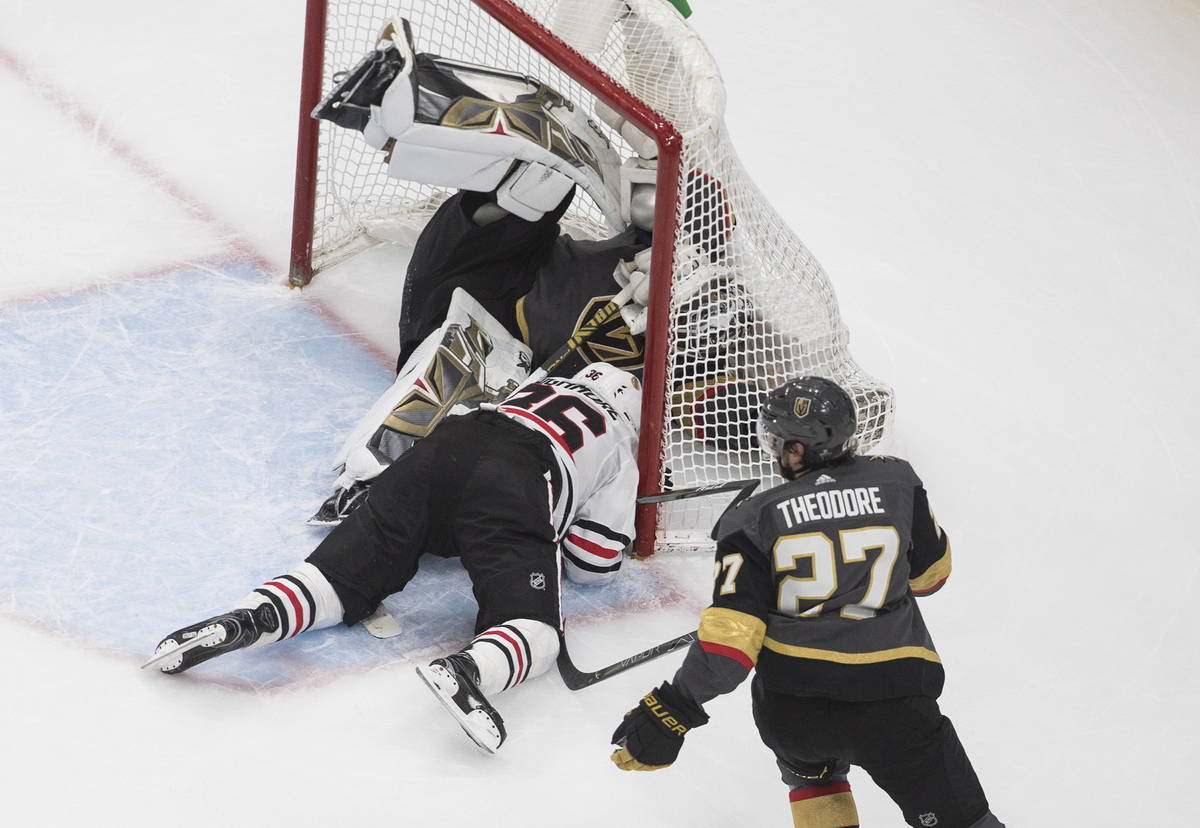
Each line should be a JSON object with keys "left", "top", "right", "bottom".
{"left": 2, "top": 1, "right": 1199, "bottom": 826}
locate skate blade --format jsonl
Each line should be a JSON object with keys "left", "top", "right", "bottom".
{"left": 140, "top": 628, "right": 223, "bottom": 671}
{"left": 415, "top": 665, "right": 503, "bottom": 754}
{"left": 304, "top": 514, "right": 343, "bottom": 527}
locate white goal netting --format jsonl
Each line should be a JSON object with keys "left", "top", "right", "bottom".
{"left": 297, "top": 0, "right": 894, "bottom": 554}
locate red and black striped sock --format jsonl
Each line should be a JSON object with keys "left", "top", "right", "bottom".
{"left": 234, "top": 562, "right": 343, "bottom": 645}
{"left": 464, "top": 619, "right": 559, "bottom": 695}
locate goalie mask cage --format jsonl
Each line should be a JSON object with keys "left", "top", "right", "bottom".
{"left": 290, "top": 0, "right": 894, "bottom": 557}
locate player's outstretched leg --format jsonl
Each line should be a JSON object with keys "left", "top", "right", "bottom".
{"left": 416, "top": 620, "right": 558, "bottom": 753}
{"left": 144, "top": 562, "right": 344, "bottom": 674}
{"left": 145, "top": 604, "right": 280, "bottom": 675}
{"left": 416, "top": 652, "right": 507, "bottom": 754}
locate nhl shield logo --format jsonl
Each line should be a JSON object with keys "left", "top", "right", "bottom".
{"left": 918, "top": 814, "right": 938, "bottom": 826}
{"left": 793, "top": 396, "right": 812, "bottom": 418}
{"left": 529, "top": 572, "right": 546, "bottom": 591}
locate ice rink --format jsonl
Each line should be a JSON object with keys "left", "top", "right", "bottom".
{"left": 2, "top": 1, "right": 1199, "bottom": 825}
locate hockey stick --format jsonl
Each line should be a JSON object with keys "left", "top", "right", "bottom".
{"left": 361, "top": 604, "right": 403, "bottom": 639}
{"left": 557, "top": 479, "right": 757, "bottom": 688}
{"left": 557, "top": 629, "right": 696, "bottom": 690}
{"left": 636, "top": 478, "right": 759, "bottom": 504}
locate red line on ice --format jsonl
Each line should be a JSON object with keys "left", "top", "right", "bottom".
{"left": 0, "top": 46, "right": 277, "bottom": 281}
{"left": 0, "top": 46, "right": 399, "bottom": 371}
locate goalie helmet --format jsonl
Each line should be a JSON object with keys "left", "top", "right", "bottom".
{"left": 756, "top": 376, "right": 857, "bottom": 468}
{"left": 572, "top": 363, "right": 642, "bottom": 431}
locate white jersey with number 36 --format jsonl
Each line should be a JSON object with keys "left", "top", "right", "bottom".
{"left": 495, "top": 364, "right": 641, "bottom": 583}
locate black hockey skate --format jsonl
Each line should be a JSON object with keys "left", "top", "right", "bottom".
{"left": 416, "top": 652, "right": 507, "bottom": 753}
{"left": 142, "top": 604, "right": 279, "bottom": 674}
{"left": 306, "top": 480, "right": 371, "bottom": 526}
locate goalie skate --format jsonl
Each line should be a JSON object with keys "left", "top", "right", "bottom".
{"left": 142, "top": 605, "right": 278, "bottom": 674}
{"left": 306, "top": 480, "right": 371, "bottom": 526}
{"left": 416, "top": 653, "right": 507, "bottom": 754}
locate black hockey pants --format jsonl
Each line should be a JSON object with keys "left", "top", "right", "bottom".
{"left": 752, "top": 682, "right": 999, "bottom": 828}
{"left": 306, "top": 411, "right": 561, "bottom": 633}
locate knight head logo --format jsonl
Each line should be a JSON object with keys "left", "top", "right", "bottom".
{"left": 793, "top": 397, "right": 812, "bottom": 418}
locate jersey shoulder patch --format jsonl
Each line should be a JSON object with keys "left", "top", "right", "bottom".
{"left": 856, "top": 455, "right": 921, "bottom": 487}
{"left": 713, "top": 488, "right": 773, "bottom": 543}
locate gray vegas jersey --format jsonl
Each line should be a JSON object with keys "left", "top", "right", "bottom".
{"left": 672, "top": 455, "right": 954, "bottom": 704}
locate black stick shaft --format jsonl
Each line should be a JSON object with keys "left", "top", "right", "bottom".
{"left": 636, "top": 478, "right": 759, "bottom": 504}
{"left": 557, "top": 630, "right": 697, "bottom": 690}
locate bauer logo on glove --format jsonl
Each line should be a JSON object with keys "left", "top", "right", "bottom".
{"left": 610, "top": 682, "right": 708, "bottom": 772}
{"left": 642, "top": 690, "right": 690, "bottom": 735}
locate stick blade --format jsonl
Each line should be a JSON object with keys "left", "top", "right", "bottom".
{"left": 361, "top": 605, "right": 403, "bottom": 639}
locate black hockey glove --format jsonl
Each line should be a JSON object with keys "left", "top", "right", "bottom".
{"left": 610, "top": 682, "right": 708, "bottom": 771}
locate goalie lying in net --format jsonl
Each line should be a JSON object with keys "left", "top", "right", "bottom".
{"left": 306, "top": 18, "right": 652, "bottom": 523}
{"left": 145, "top": 363, "right": 641, "bottom": 755}
{"left": 307, "top": 17, "right": 745, "bottom": 525}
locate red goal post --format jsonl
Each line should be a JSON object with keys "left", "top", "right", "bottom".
{"left": 289, "top": 0, "right": 894, "bottom": 557}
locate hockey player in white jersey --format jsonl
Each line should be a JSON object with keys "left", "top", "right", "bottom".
{"left": 304, "top": 15, "right": 740, "bottom": 526}
{"left": 144, "top": 363, "right": 640, "bottom": 754}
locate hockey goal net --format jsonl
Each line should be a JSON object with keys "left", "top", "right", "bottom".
{"left": 290, "top": 0, "right": 894, "bottom": 556}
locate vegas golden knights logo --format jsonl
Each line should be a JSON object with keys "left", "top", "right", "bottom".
{"left": 564, "top": 295, "right": 644, "bottom": 374}
{"left": 793, "top": 397, "right": 812, "bottom": 418}
{"left": 439, "top": 88, "right": 604, "bottom": 182}
{"left": 382, "top": 321, "right": 495, "bottom": 438}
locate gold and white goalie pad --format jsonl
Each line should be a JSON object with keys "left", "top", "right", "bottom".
{"left": 312, "top": 17, "right": 624, "bottom": 225}
{"left": 323, "top": 288, "right": 532, "bottom": 503}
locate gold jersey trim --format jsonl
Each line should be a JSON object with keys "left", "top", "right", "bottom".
{"left": 698, "top": 607, "right": 766, "bottom": 665}
{"left": 908, "top": 542, "right": 952, "bottom": 593}
{"left": 515, "top": 295, "right": 531, "bottom": 345}
{"left": 762, "top": 638, "right": 942, "bottom": 665}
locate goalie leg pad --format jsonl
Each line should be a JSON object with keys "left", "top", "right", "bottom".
{"left": 329, "top": 287, "right": 531, "bottom": 483}
{"left": 314, "top": 17, "right": 623, "bottom": 226}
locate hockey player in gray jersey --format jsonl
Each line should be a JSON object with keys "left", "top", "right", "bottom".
{"left": 608, "top": 377, "right": 1004, "bottom": 828}
{"left": 145, "top": 363, "right": 640, "bottom": 754}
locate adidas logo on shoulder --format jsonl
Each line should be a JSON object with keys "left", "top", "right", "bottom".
{"left": 814, "top": 473, "right": 836, "bottom": 486}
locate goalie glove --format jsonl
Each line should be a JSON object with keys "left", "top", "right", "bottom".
{"left": 313, "top": 18, "right": 623, "bottom": 226}
{"left": 613, "top": 247, "right": 653, "bottom": 335}
{"left": 610, "top": 682, "right": 708, "bottom": 771}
